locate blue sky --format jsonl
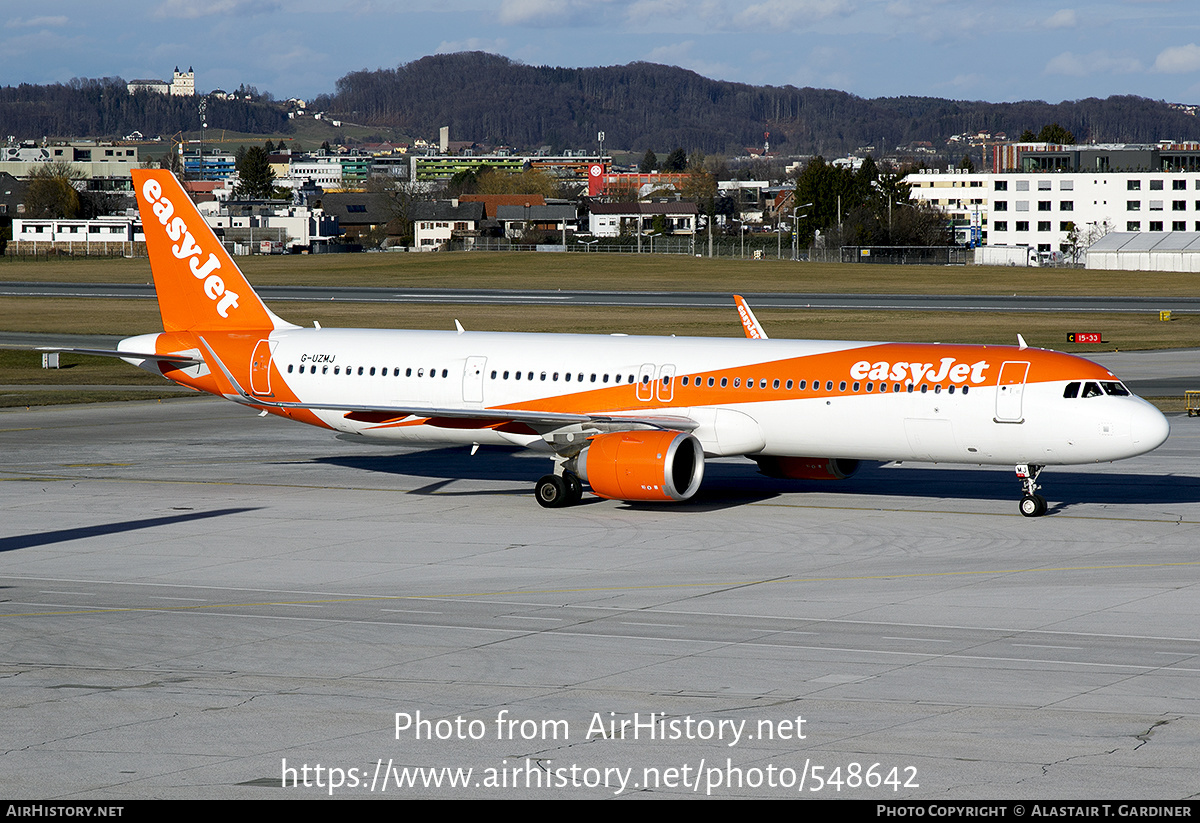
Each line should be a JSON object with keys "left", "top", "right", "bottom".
{"left": 4, "top": 0, "right": 1200, "bottom": 106}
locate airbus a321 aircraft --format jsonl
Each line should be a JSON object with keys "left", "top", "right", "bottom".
{"left": 54, "top": 170, "right": 1169, "bottom": 517}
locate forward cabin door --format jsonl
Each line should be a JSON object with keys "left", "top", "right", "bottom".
{"left": 994, "top": 361, "right": 1030, "bottom": 423}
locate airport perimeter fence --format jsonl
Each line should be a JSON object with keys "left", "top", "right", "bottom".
{"left": 2, "top": 242, "right": 148, "bottom": 261}
{"left": 457, "top": 236, "right": 811, "bottom": 259}
{"left": 831, "top": 246, "right": 973, "bottom": 265}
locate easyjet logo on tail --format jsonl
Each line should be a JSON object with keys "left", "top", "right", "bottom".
{"left": 141, "top": 177, "right": 240, "bottom": 318}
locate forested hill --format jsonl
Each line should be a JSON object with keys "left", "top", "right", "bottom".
{"left": 0, "top": 77, "right": 291, "bottom": 140}
{"left": 317, "top": 52, "right": 1200, "bottom": 155}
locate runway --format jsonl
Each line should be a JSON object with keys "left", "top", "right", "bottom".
{"left": 2, "top": 396, "right": 1199, "bottom": 798}
{"left": 1, "top": 281, "right": 1197, "bottom": 313}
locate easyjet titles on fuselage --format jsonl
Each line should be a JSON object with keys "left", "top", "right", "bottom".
{"left": 849, "top": 356, "right": 990, "bottom": 386}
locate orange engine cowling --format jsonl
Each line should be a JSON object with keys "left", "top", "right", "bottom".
{"left": 576, "top": 430, "right": 705, "bottom": 502}
{"left": 755, "top": 456, "right": 860, "bottom": 481}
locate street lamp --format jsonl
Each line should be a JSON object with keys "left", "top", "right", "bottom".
{"left": 791, "top": 202, "right": 813, "bottom": 261}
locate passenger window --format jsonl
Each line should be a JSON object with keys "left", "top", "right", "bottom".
{"left": 322, "top": 366, "right": 328, "bottom": 374}
{"left": 920, "top": 384, "right": 928, "bottom": 393}
{"left": 962, "top": 385, "right": 969, "bottom": 395}
{"left": 734, "top": 378, "right": 741, "bottom": 388}
{"left": 515, "top": 371, "right": 521, "bottom": 380}
{"left": 786, "top": 379, "right": 793, "bottom": 390}
{"left": 760, "top": 379, "right": 767, "bottom": 389}
{"left": 826, "top": 381, "right": 833, "bottom": 391}
{"left": 490, "top": 370, "right": 497, "bottom": 379}
{"left": 443, "top": 369, "right": 449, "bottom": 378}
{"left": 774, "top": 379, "right": 780, "bottom": 389}
{"left": 287, "top": 364, "right": 293, "bottom": 373}
{"left": 552, "top": 372, "right": 559, "bottom": 381}
{"left": 839, "top": 381, "right": 846, "bottom": 391}
{"left": 334, "top": 366, "right": 340, "bottom": 375}
{"left": 721, "top": 377, "right": 728, "bottom": 387}
{"left": 866, "top": 382, "right": 873, "bottom": 392}
{"left": 707, "top": 377, "right": 714, "bottom": 387}
{"left": 358, "top": 367, "right": 364, "bottom": 375}
{"left": 1063, "top": 381, "right": 1080, "bottom": 398}
{"left": 406, "top": 368, "right": 412, "bottom": 377}
{"left": 852, "top": 382, "right": 860, "bottom": 392}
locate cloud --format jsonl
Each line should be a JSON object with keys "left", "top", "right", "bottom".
{"left": 6, "top": 16, "right": 68, "bottom": 28}
{"left": 498, "top": 0, "right": 571, "bottom": 25}
{"left": 735, "top": 0, "right": 853, "bottom": 29}
{"left": 1155, "top": 44, "right": 1200, "bottom": 74}
{"left": 1044, "top": 50, "right": 1143, "bottom": 77}
{"left": 436, "top": 37, "right": 509, "bottom": 54}
{"left": 155, "top": 0, "right": 277, "bottom": 20}
{"left": 1042, "top": 9, "right": 1077, "bottom": 29}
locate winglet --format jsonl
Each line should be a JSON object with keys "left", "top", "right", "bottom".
{"left": 734, "top": 295, "right": 769, "bottom": 339}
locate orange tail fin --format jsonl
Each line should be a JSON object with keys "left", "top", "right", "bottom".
{"left": 132, "top": 169, "right": 295, "bottom": 333}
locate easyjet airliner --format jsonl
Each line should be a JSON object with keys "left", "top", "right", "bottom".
{"left": 50, "top": 170, "right": 1170, "bottom": 516}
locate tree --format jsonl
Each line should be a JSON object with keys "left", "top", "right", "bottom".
{"left": 24, "top": 161, "right": 83, "bottom": 218}
{"left": 235, "top": 146, "right": 277, "bottom": 199}
{"left": 639, "top": 149, "right": 658, "bottom": 174}
{"left": 662, "top": 147, "right": 688, "bottom": 172}
{"left": 957, "top": 154, "right": 975, "bottom": 172}
{"left": 680, "top": 163, "right": 717, "bottom": 256}
{"left": 1036, "top": 123, "right": 1075, "bottom": 145}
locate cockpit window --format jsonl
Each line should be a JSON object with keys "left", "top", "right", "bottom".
{"left": 1102, "top": 382, "right": 1131, "bottom": 396}
{"left": 1082, "top": 382, "right": 1103, "bottom": 398}
{"left": 1063, "top": 381, "right": 1080, "bottom": 399}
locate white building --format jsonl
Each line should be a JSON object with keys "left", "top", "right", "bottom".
{"left": 288, "top": 158, "right": 344, "bottom": 189}
{"left": 11, "top": 216, "right": 143, "bottom": 253}
{"left": 906, "top": 168, "right": 1200, "bottom": 257}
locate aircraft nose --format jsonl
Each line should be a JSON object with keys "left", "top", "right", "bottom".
{"left": 1131, "top": 402, "right": 1170, "bottom": 452}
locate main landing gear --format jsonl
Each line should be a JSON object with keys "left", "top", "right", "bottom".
{"left": 1016, "top": 463, "right": 1047, "bottom": 517}
{"left": 535, "top": 472, "right": 584, "bottom": 508}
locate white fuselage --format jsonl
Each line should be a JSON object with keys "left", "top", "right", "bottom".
{"left": 252, "top": 327, "right": 1169, "bottom": 467}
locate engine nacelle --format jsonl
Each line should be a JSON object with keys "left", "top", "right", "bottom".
{"left": 755, "top": 456, "right": 860, "bottom": 481}
{"left": 575, "top": 430, "right": 705, "bottom": 502}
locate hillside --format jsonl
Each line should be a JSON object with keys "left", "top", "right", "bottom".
{"left": 0, "top": 77, "right": 292, "bottom": 140}
{"left": 316, "top": 53, "right": 1200, "bottom": 155}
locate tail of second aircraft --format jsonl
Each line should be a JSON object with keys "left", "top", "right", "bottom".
{"left": 132, "top": 168, "right": 295, "bottom": 334}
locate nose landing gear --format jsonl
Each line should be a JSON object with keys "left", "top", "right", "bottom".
{"left": 1016, "top": 463, "right": 1047, "bottom": 517}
